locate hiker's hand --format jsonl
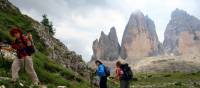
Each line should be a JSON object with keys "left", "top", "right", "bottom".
{"left": 28, "top": 33, "right": 33, "bottom": 41}
{"left": 29, "top": 35, "right": 33, "bottom": 41}
{"left": 27, "top": 41, "right": 31, "bottom": 46}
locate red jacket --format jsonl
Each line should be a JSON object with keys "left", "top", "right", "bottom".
{"left": 12, "top": 35, "right": 30, "bottom": 59}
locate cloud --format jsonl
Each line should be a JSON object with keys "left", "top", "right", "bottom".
{"left": 54, "top": 8, "right": 126, "bottom": 62}
{"left": 9, "top": 0, "right": 200, "bottom": 62}
{"left": 8, "top": 0, "right": 112, "bottom": 62}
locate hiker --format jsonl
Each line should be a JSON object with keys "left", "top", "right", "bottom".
{"left": 115, "top": 61, "right": 132, "bottom": 88}
{"left": 95, "top": 60, "right": 107, "bottom": 88}
{"left": 1, "top": 27, "right": 39, "bottom": 85}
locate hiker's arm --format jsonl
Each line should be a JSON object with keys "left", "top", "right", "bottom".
{"left": 115, "top": 69, "right": 120, "bottom": 80}
{"left": 28, "top": 33, "right": 33, "bottom": 41}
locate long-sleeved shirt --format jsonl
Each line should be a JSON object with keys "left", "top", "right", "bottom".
{"left": 96, "top": 64, "right": 106, "bottom": 77}
{"left": 12, "top": 35, "right": 31, "bottom": 59}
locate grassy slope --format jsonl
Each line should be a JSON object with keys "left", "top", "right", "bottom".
{"left": 130, "top": 72, "right": 200, "bottom": 88}
{"left": 108, "top": 72, "right": 200, "bottom": 88}
{"left": 0, "top": 8, "right": 90, "bottom": 88}
{"left": 0, "top": 52, "right": 90, "bottom": 88}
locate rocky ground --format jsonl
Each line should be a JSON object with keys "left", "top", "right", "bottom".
{"left": 132, "top": 55, "right": 200, "bottom": 73}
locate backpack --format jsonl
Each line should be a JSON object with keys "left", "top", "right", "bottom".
{"left": 120, "top": 63, "right": 133, "bottom": 80}
{"left": 104, "top": 65, "right": 111, "bottom": 77}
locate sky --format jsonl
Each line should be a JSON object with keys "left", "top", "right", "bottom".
{"left": 9, "top": 0, "right": 200, "bottom": 62}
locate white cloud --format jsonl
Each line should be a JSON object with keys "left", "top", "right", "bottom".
{"left": 54, "top": 8, "right": 126, "bottom": 62}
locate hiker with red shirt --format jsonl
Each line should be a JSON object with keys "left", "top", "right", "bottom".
{"left": 115, "top": 61, "right": 131, "bottom": 88}
{"left": 7, "top": 27, "right": 39, "bottom": 85}
{"left": 115, "top": 61, "right": 123, "bottom": 80}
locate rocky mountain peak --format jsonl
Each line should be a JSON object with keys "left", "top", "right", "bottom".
{"left": 130, "top": 10, "right": 144, "bottom": 18}
{"left": 100, "top": 31, "right": 106, "bottom": 36}
{"left": 163, "top": 9, "right": 200, "bottom": 55}
{"left": 108, "top": 27, "right": 118, "bottom": 42}
{"left": 120, "top": 11, "right": 162, "bottom": 60}
{"left": 91, "top": 27, "right": 120, "bottom": 61}
{"left": 109, "top": 27, "right": 117, "bottom": 35}
{"left": 171, "top": 8, "right": 188, "bottom": 19}
{"left": 126, "top": 11, "right": 146, "bottom": 30}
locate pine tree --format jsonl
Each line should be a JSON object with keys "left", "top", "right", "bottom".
{"left": 41, "top": 14, "right": 55, "bottom": 35}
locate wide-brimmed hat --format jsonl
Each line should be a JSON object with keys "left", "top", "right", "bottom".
{"left": 9, "top": 26, "right": 23, "bottom": 37}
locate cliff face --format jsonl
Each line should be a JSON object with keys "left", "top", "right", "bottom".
{"left": 32, "top": 22, "right": 88, "bottom": 76}
{"left": 163, "top": 9, "right": 200, "bottom": 55}
{"left": 120, "top": 11, "right": 162, "bottom": 59}
{"left": 92, "top": 27, "right": 120, "bottom": 61}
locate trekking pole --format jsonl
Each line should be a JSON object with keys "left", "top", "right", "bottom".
{"left": 90, "top": 72, "right": 93, "bottom": 88}
{"left": 0, "top": 49, "right": 5, "bottom": 67}
{"left": 0, "top": 49, "right": 3, "bottom": 67}
{"left": 90, "top": 71, "right": 95, "bottom": 88}
{"left": 24, "top": 59, "right": 26, "bottom": 73}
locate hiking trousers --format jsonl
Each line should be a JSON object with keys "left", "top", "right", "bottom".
{"left": 120, "top": 80, "right": 130, "bottom": 88}
{"left": 99, "top": 76, "right": 107, "bottom": 88}
{"left": 11, "top": 56, "right": 39, "bottom": 84}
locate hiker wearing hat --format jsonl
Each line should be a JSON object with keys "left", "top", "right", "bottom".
{"left": 3, "top": 27, "right": 39, "bottom": 85}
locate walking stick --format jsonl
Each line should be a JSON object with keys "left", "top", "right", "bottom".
{"left": 0, "top": 49, "right": 3, "bottom": 67}
{"left": 0, "top": 48, "right": 5, "bottom": 68}
{"left": 24, "top": 57, "right": 26, "bottom": 73}
{"left": 90, "top": 72, "right": 93, "bottom": 88}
